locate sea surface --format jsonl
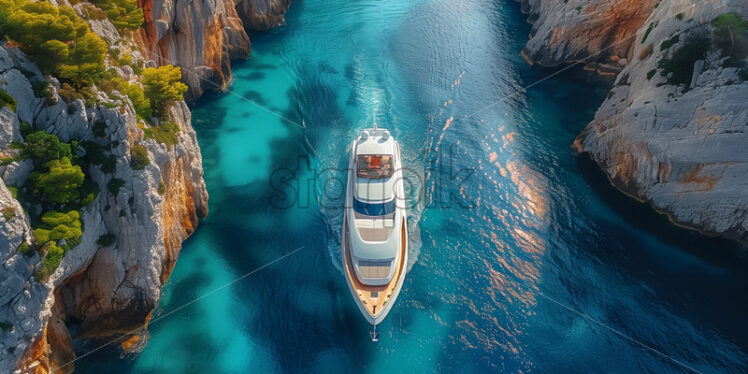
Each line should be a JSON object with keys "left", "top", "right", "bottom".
{"left": 77, "top": 0, "right": 748, "bottom": 372}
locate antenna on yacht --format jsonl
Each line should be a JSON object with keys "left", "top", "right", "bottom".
{"left": 373, "top": 122, "right": 378, "bottom": 132}
{"left": 369, "top": 325, "right": 379, "bottom": 342}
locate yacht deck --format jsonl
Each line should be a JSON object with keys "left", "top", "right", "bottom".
{"left": 343, "top": 217, "right": 407, "bottom": 319}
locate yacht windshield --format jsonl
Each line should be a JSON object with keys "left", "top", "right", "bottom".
{"left": 357, "top": 155, "right": 393, "bottom": 179}
{"left": 353, "top": 198, "right": 396, "bottom": 216}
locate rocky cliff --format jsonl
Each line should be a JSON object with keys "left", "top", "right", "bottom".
{"left": 1, "top": 0, "right": 295, "bottom": 370}
{"left": 137, "top": 0, "right": 293, "bottom": 100}
{"left": 236, "top": 0, "right": 293, "bottom": 31}
{"left": 519, "top": 0, "right": 748, "bottom": 244}
{"left": 0, "top": 41, "right": 208, "bottom": 372}
{"left": 519, "top": 0, "right": 658, "bottom": 75}
{"left": 0, "top": 0, "right": 295, "bottom": 372}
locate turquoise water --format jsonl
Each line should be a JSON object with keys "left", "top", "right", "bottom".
{"left": 77, "top": 0, "right": 748, "bottom": 372}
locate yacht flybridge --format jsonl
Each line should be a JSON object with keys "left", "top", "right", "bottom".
{"left": 343, "top": 127, "right": 408, "bottom": 340}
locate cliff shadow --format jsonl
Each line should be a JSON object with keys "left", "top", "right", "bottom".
{"left": 575, "top": 154, "right": 748, "bottom": 268}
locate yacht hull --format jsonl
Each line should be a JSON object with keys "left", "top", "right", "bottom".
{"left": 342, "top": 131, "right": 408, "bottom": 326}
{"left": 342, "top": 215, "right": 408, "bottom": 325}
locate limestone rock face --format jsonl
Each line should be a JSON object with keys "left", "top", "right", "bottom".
{"left": 0, "top": 67, "right": 38, "bottom": 125}
{"left": 2, "top": 0, "right": 296, "bottom": 369}
{"left": 519, "top": 0, "right": 657, "bottom": 75}
{"left": 138, "top": 0, "right": 291, "bottom": 100}
{"left": 138, "top": 0, "right": 249, "bottom": 100}
{"left": 0, "top": 159, "right": 33, "bottom": 188}
{"left": 0, "top": 107, "right": 21, "bottom": 148}
{"left": 236, "top": 0, "right": 293, "bottom": 31}
{"left": 57, "top": 99, "right": 209, "bottom": 342}
{"left": 0, "top": 156, "right": 45, "bottom": 373}
{"left": 0, "top": 41, "right": 208, "bottom": 372}
{"left": 138, "top": 0, "right": 292, "bottom": 100}
{"left": 520, "top": 0, "right": 747, "bottom": 243}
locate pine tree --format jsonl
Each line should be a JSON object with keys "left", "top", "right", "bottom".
{"left": 142, "top": 65, "right": 188, "bottom": 115}
{"left": 30, "top": 157, "right": 85, "bottom": 205}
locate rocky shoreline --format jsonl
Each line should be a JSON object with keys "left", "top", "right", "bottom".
{"left": 518, "top": 0, "right": 748, "bottom": 245}
{"left": 137, "top": 0, "right": 293, "bottom": 100}
{"left": 0, "top": 0, "right": 292, "bottom": 372}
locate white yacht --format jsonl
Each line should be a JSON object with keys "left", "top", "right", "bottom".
{"left": 342, "top": 127, "right": 408, "bottom": 337}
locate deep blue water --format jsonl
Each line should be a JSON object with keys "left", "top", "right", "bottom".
{"left": 77, "top": 0, "right": 748, "bottom": 372}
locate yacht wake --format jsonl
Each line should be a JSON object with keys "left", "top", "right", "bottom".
{"left": 293, "top": 58, "right": 424, "bottom": 275}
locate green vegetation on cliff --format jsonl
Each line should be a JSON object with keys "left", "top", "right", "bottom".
{"left": 130, "top": 144, "right": 150, "bottom": 170}
{"left": 654, "top": 13, "right": 747, "bottom": 87}
{"left": 119, "top": 79, "right": 152, "bottom": 120}
{"left": 89, "top": 0, "right": 144, "bottom": 31}
{"left": 21, "top": 131, "right": 73, "bottom": 164}
{"left": 0, "top": 88, "right": 17, "bottom": 112}
{"left": 80, "top": 141, "right": 117, "bottom": 173}
{"left": 712, "top": 12, "right": 748, "bottom": 76}
{"left": 32, "top": 209, "right": 83, "bottom": 279}
{"left": 1, "top": 0, "right": 108, "bottom": 91}
{"left": 107, "top": 177, "right": 125, "bottom": 194}
{"left": 143, "top": 121, "right": 180, "bottom": 147}
{"left": 10, "top": 129, "right": 102, "bottom": 279}
{"left": 2, "top": 206, "right": 15, "bottom": 220}
{"left": 0, "top": 0, "right": 13, "bottom": 35}
{"left": 641, "top": 22, "right": 655, "bottom": 44}
{"left": 96, "top": 232, "right": 116, "bottom": 247}
{"left": 0, "top": 0, "right": 190, "bottom": 281}
{"left": 142, "top": 65, "right": 188, "bottom": 115}
{"left": 33, "top": 210, "right": 83, "bottom": 245}
{"left": 100, "top": 66, "right": 187, "bottom": 124}
{"left": 29, "top": 157, "right": 85, "bottom": 205}
{"left": 660, "top": 35, "right": 679, "bottom": 51}
{"left": 658, "top": 34, "right": 709, "bottom": 86}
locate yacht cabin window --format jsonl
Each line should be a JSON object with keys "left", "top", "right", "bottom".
{"left": 353, "top": 198, "right": 396, "bottom": 217}
{"left": 357, "top": 155, "right": 393, "bottom": 179}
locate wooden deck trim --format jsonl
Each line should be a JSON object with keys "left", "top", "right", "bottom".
{"left": 343, "top": 217, "right": 407, "bottom": 318}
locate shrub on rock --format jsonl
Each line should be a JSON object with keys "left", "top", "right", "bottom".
{"left": 120, "top": 80, "right": 152, "bottom": 120}
{"left": 30, "top": 157, "right": 85, "bottom": 205}
{"left": 143, "top": 122, "right": 180, "bottom": 147}
{"left": 107, "top": 177, "right": 125, "bottom": 194}
{"left": 130, "top": 144, "right": 150, "bottom": 170}
{"left": 33, "top": 210, "right": 82, "bottom": 245}
{"left": 96, "top": 233, "right": 116, "bottom": 247}
{"left": 712, "top": 12, "right": 748, "bottom": 70}
{"left": 89, "top": 0, "right": 144, "bottom": 31}
{"left": 2, "top": 0, "right": 107, "bottom": 90}
{"left": 0, "top": 88, "right": 17, "bottom": 112}
{"left": 21, "top": 131, "right": 73, "bottom": 164}
{"left": 142, "top": 65, "right": 187, "bottom": 115}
